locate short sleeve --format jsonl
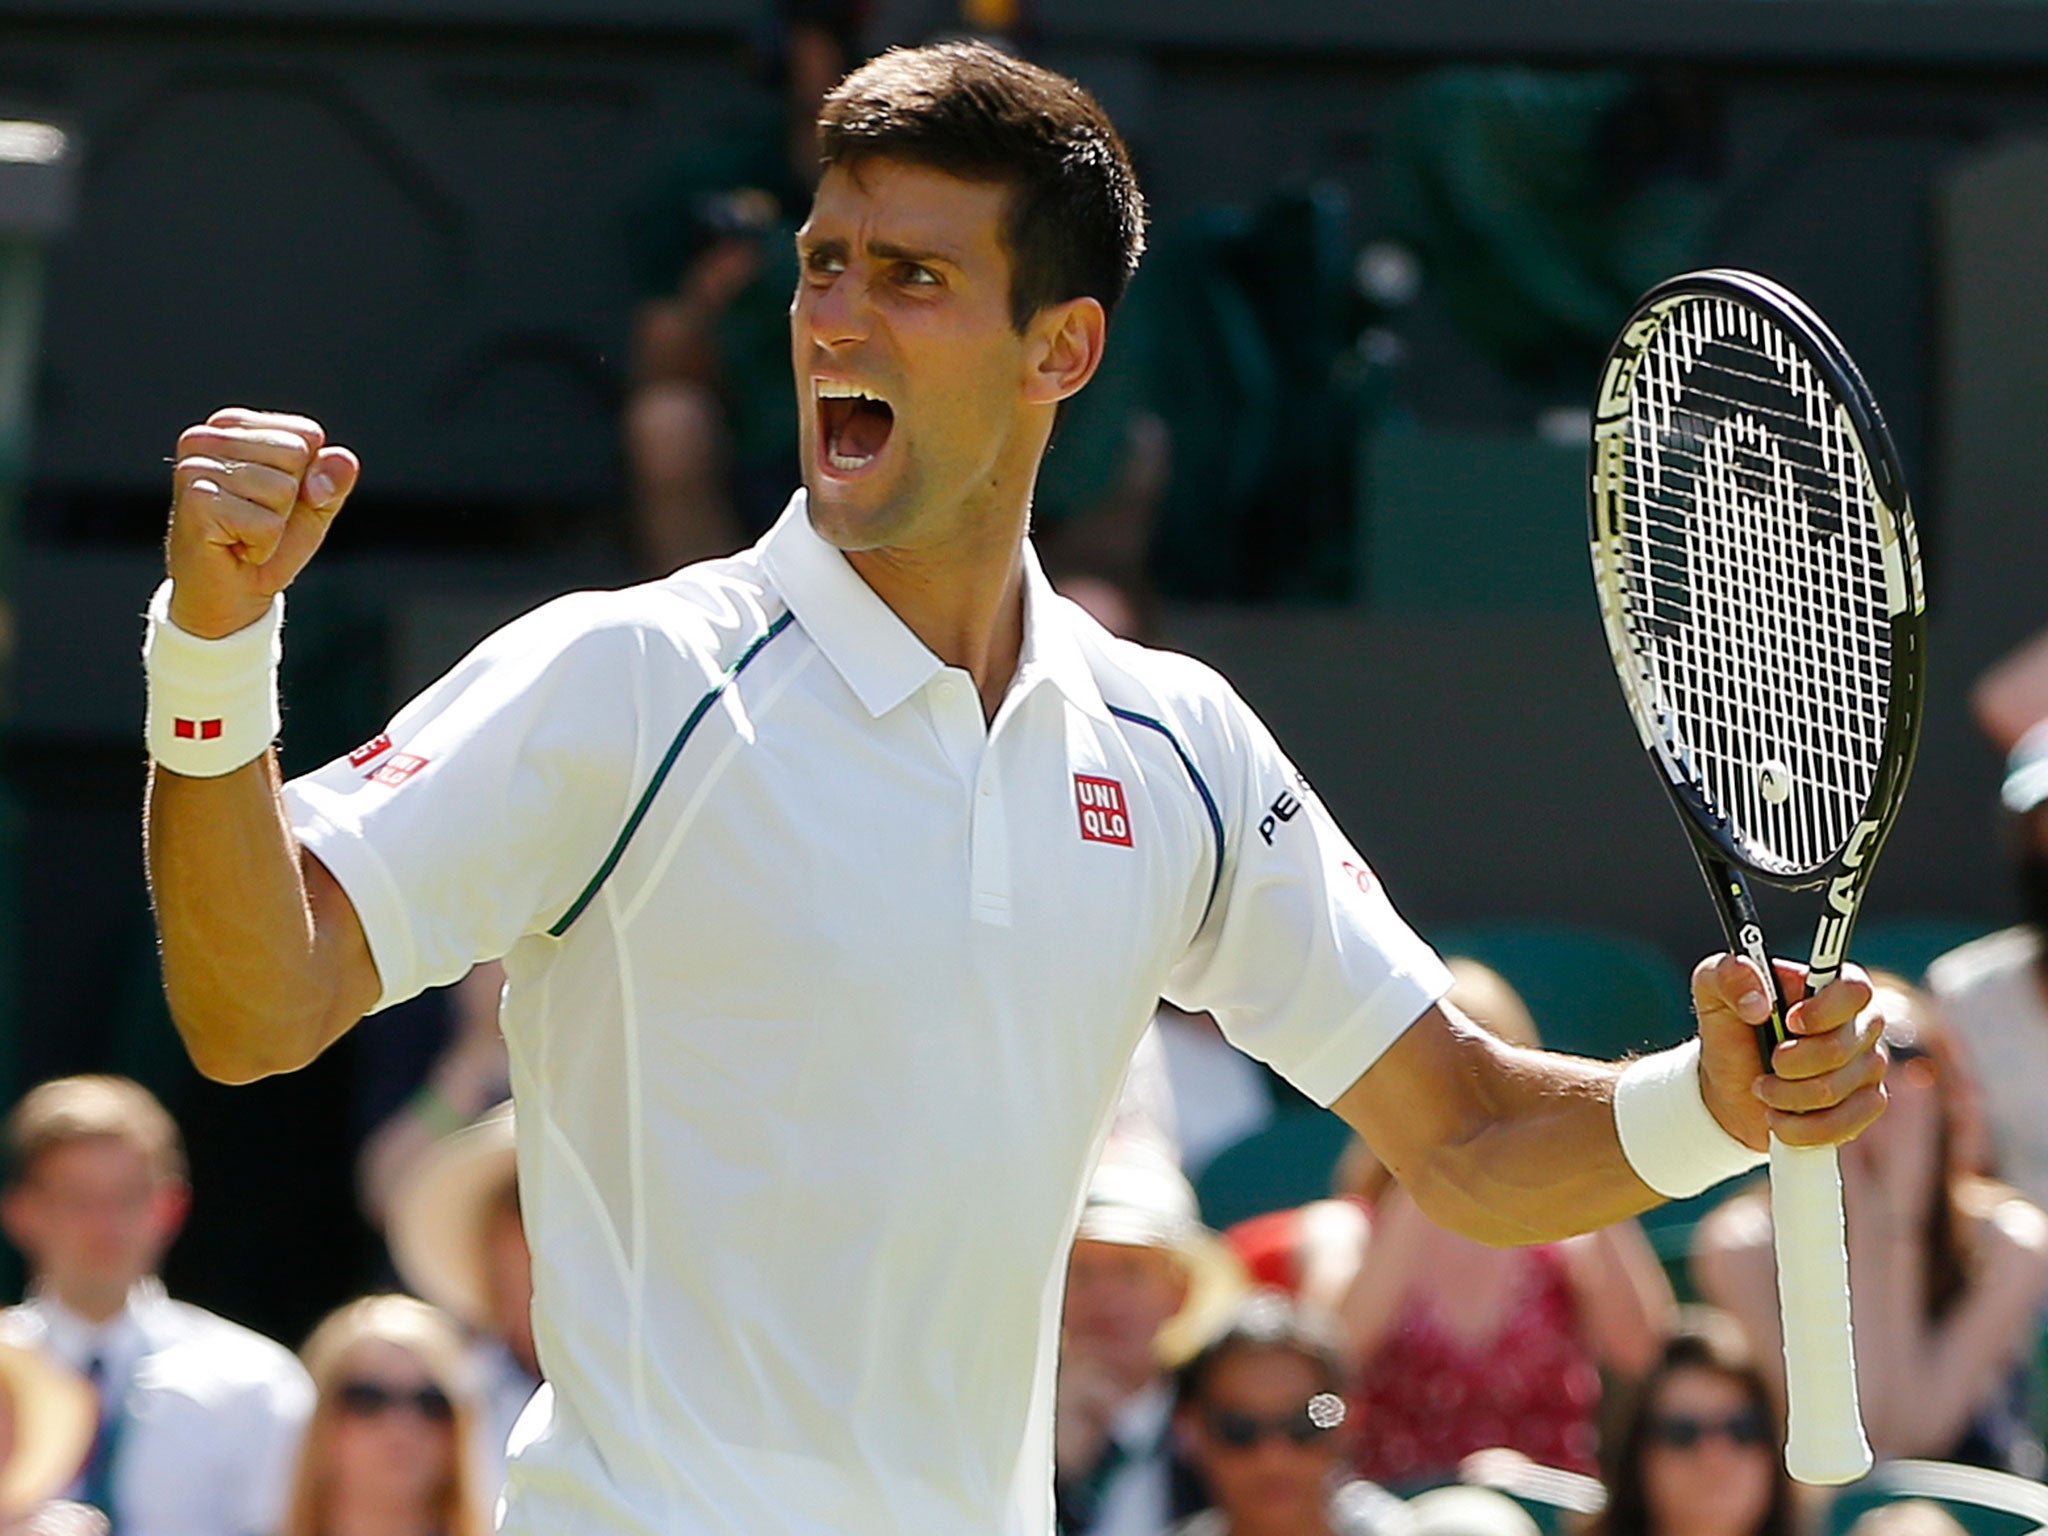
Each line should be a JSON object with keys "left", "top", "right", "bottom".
{"left": 1163, "top": 679, "right": 1452, "bottom": 1106}
{"left": 283, "top": 594, "right": 659, "bottom": 1013}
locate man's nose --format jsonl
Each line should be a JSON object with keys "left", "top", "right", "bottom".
{"left": 803, "top": 269, "right": 871, "bottom": 348}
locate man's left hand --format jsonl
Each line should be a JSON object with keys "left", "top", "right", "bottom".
{"left": 1692, "top": 954, "right": 1887, "bottom": 1152}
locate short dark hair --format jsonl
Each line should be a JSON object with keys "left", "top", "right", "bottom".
{"left": 816, "top": 41, "right": 1146, "bottom": 332}
{"left": 1176, "top": 1288, "right": 1348, "bottom": 1406}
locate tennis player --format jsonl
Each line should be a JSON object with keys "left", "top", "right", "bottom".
{"left": 142, "top": 41, "right": 1886, "bottom": 1536}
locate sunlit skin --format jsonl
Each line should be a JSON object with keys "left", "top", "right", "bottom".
{"left": 0, "top": 1138, "right": 189, "bottom": 1324}
{"left": 1640, "top": 1367, "right": 1776, "bottom": 1536}
{"left": 789, "top": 157, "right": 1106, "bottom": 714}
{"left": 1179, "top": 1348, "right": 1344, "bottom": 1536}
{"left": 481, "top": 1197, "right": 537, "bottom": 1377}
{"left": 1061, "top": 1238, "right": 1189, "bottom": 1397}
{"left": 317, "top": 1338, "right": 457, "bottom": 1536}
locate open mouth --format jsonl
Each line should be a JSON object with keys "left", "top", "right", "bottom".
{"left": 816, "top": 379, "right": 896, "bottom": 474}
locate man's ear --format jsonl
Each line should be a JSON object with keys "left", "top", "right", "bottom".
{"left": 1023, "top": 296, "right": 1108, "bottom": 407}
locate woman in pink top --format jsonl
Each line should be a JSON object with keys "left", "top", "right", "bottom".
{"left": 1336, "top": 960, "right": 1674, "bottom": 1487}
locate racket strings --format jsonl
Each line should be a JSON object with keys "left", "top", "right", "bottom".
{"left": 1616, "top": 295, "right": 1890, "bottom": 876}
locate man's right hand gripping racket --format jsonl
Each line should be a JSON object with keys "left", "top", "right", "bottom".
{"left": 1589, "top": 269, "right": 1927, "bottom": 1485}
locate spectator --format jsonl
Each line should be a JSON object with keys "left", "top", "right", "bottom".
{"left": 279, "top": 1295, "right": 490, "bottom": 1536}
{"left": 1692, "top": 976, "right": 2048, "bottom": 1474}
{"left": 1336, "top": 960, "right": 1674, "bottom": 1487}
{"left": 1058, "top": 1140, "right": 1250, "bottom": 1536}
{"left": 387, "top": 1101, "right": 539, "bottom": 1502}
{"left": 1926, "top": 718, "right": 2048, "bottom": 1211}
{"left": 1583, "top": 1312, "right": 1793, "bottom": 1536}
{"left": 1169, "top": 1290, "right": 1407, "bottom": 1536}
{"left": 621, "top": 0, "right": 868, "bottom": 571}
{"left": 0, "top": 1076, "right": 313, "bottom": 1536}
{"left": 0, "top": 1319, "right": 98, "bottom": 1536}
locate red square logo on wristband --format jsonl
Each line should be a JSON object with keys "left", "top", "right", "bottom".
{"left": 173, "top": 717, "right": 224, "bottom": 741}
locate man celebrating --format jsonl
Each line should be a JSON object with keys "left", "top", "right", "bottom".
{"left": 143, "top": 41, "right": 1885, "bottom": 1536}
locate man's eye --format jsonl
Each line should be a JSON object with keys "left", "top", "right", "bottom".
{"left": 898, "top": 263, "right": 939, "bottom": 286}
{"left": 804, "top": 250, "right": 844, "bottom": 276}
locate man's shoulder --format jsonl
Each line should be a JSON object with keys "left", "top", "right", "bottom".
{"left": 1060, "top": 606, "right": 1248, "bottom": 743}
{"left": 141, "top": 1299, "right": 312, "bottom": 1398}
{"left": 481, "top": 552, "right": 788, "bottom": 683}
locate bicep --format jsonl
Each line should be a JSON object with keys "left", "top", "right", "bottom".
{"left": 1329, "top": 1004, "right": 1496, "bottom": 1193}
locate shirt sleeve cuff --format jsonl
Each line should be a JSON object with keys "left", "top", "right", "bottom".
{"left": 284, "top": 781, "right": 420, "bottom": 1015}
{"left": 1284, "top": 954, "right": 1457, "bottom": 1107}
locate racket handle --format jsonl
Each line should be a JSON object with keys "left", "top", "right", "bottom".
{"left": 1769, "top": 1135, "right": 1872, "bottom": 1485}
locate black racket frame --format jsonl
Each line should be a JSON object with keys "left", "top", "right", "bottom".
{"left": 1589, "top": 268, "right": 1928, "bottom": 1065}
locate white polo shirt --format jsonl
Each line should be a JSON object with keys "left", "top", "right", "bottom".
{"left": 284, "top": 494, "right": 1451, "bottom": 1536}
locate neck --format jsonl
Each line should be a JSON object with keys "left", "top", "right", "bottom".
{"left": 846, "top": 525, "right": 1029, "bottom": 720}
{"left": 47, "top": 1277, "right": 136, "bottom": 1327}
{"left": 323, "top": 1483, "right": 440, "bottom": 1536}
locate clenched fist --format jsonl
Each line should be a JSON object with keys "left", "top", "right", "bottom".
{"left": 166, "top": 408, "right": 359, "bottom": 638}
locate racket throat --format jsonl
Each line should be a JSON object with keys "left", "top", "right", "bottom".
{"left": 1702, "top": 858, "right": 1791, "bottom": 1070}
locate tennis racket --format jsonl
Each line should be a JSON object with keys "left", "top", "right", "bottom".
{"left": 1589, "top": 269, "right": 1926, "bottom": 1486}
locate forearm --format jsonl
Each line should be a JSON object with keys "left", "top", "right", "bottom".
{"left": 1334, "top": 1017, "right": 1661, "bottom": 1246}
{"left": 146, "top": 754, "right": 365, "bottom": 1081}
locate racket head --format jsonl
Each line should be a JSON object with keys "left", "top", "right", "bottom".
{"left": 1589, "top": 269, "right": 1927, "bottom": 904}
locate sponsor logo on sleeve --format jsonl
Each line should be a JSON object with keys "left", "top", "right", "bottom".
{"left": 369, "top": 752, "right": 429, "bottom": 788}
{"left": 1256, "top": 769, "right": 1318, "bottom": 845}
{"left": 1340, "top": 859, "right": 1379, "bottom": 898}
{"left": 1074, "top": 774, "right": 1134, "bottom": 847}
{"left": 347, "top": 733, "right": 394, "bottom": 768}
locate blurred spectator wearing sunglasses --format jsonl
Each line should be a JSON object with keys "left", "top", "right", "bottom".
{"left": 1170, "top": 1290, "right": 1408, "bottom": 1536}
{"left": 1585, "top": 1311, "right": 1793, "bottom": 1536}
{"left": 1692, "top": 975, "right": 2048, "bottom": 1474}
{"left": 0, "top": 1076, "right": 311, "bottom": 1536}
{"left": 278, "top": 1296, "right": 490, "bottom": 1536}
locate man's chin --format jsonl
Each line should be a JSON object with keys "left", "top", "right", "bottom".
{"left": 804, "top": 474, "right": 909, "bottom": 554}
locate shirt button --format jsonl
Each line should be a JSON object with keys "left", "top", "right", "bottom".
{"left": 979, "top": 782, "right": 992, "bottom": 797}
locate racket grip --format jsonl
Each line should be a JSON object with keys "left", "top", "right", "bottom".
{"left": 1769, "top": 1135, "right": 1872, "bottom": 1485}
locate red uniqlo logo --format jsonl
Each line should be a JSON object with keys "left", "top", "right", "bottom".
{"left": 173, "top": 717, "right": 223, "bottom": 740}
{"left": 348, "top": 733, "right": 393, "bottom": 768}
{"left": 1074, "top": 774, "right": 1133, "bottom": 846}
{"left": 369, "top": 752, "right": 429, "bottom": 787}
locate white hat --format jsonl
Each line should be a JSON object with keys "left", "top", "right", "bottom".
{"left": 1075, "top": 1139, "right": 1248, "bottom": 1366}
{"left": 1405, "top": 1486, "right": 1543, "bottom": 1536}
{"left": 0, "top": 1317, "right": 97, "bottom": 1516}
{"left": 387, "top": 1101, "right": 517, "bottom": 1332}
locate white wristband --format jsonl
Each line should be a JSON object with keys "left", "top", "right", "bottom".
{"left": 143, "top": 579, "right": 283, "bottom": 777}
{"left": 1614, "top": 1037, "right": 1768, "bottom": 1199}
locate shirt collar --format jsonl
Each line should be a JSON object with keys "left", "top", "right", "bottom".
{"left": 29, "top": 1278, "right": 166, "bottom": 1372}
{"left": 759, "top": 493, "right": 943, "bottom": 718}
{"left": 1015, "top": 543, "right": 1112, "bottom": 726}
{"left": 757, "top": 491, "right": 1110, "bottom": 725}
